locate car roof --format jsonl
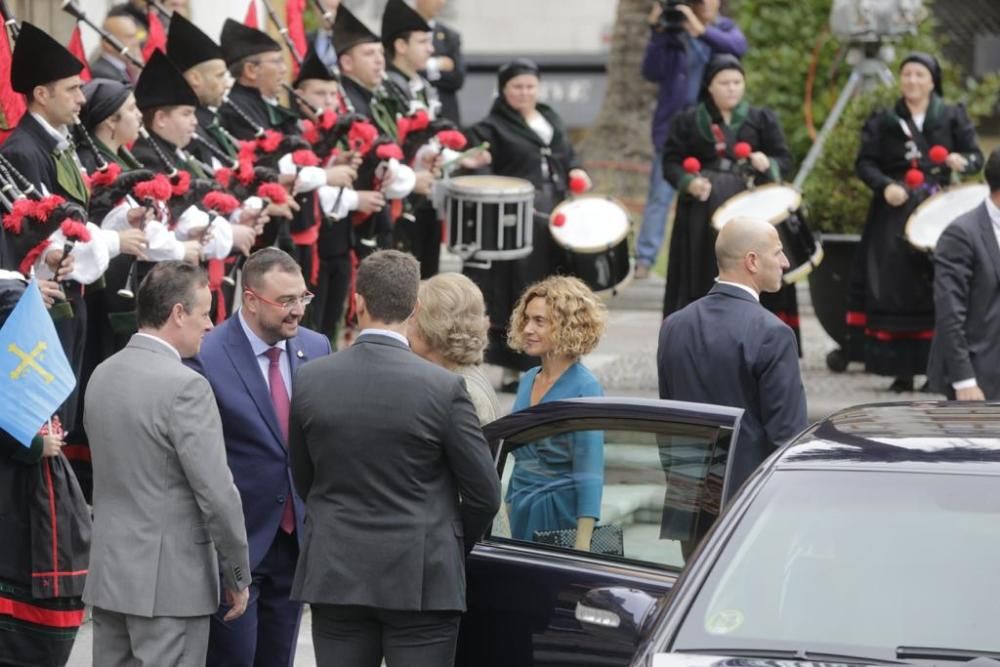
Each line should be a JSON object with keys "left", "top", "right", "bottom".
{"left": 773, "top": 401, "right": 1000, "bottom": 474}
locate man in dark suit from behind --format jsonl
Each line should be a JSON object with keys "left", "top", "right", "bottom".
{"left": 658, "top": 217, "right": 808, "bottom": 494}
{"left": 927, "top": 148, "right": 1000, "bottom": 400}
{"left": 289, "top": 249, "right": 500, "bottom": 667}
{"left": 415, "top": 0, "right": 465, "bottom": 124}
{"left": 191, "top": 248, "right": 332, "bottom": 666}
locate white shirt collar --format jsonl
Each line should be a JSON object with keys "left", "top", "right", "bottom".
{"left": 134, "top": 332, "right": 181, "bottom": 360}
{"left": 359, "top": 328, "right": 410, "bottom": 347}
{"left": 30, "top": 112, "right": 70, "bottom": 149}
{"left": 985, "top": 195, "right": 1000, "bottom": 226}
{"left": 717, "top": 280, "right": 760, "bottom": 302}
{"left": 238, "top": 309, "right": 287, "bottom": 358}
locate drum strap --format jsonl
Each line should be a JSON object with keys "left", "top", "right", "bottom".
{"left": 710, "top": 124, "right": 734, "bottom": 171}
{"left": 901, "top": 117, "right": 931, "bottom": 164}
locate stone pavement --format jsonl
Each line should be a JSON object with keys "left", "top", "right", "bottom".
{"left": 67, "top": 272, "right": 937, "bottom": 667}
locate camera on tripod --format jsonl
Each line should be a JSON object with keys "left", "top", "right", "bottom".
{"left": 656, "top": 0, "right": 693, "bottom": 32}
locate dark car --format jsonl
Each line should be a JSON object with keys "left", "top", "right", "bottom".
{"left": 456, "top": 400, "right": 1000, "bottom": 666}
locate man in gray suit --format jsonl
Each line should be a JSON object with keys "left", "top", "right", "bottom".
{"left": 289, "top": 249, "right": 501, "bottom": 667}
{"left": 83, "top": 261, "right": 251, "bottom": 666}
{"left": 927, "top": 148, "right": 1000, "bottom": 401}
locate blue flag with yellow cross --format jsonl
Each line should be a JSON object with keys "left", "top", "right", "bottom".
{"left": 0, "top": 280, "right": 75, "bottom": 446}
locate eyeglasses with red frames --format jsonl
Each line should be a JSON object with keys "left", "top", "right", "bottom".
{"left": 245, "top": 288, "right": 314, "bottom": 310}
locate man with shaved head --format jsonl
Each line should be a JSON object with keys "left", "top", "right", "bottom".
{"left": 90, "top": 5, "right": 144, "bottom": 85}
{"left": 657, "top": 217, "right": 807, "bottom": 495}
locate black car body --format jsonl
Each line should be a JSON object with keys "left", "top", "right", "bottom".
{"left": 457, "top": 400, "right": 1000, "bottom": 666}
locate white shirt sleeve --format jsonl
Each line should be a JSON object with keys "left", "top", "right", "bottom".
{"left": 318, "top": 185, "right": 359, "bottom": 219}
{"left": 144, "top": 220, "right": 187, "bottom": 262}
{"left": 201, "top": 215, "right": 234, "bottom": 260}
{"left": 952, "top": 378, "right": 979, "bottom": 391}
{"left": 99, "top": 227, "right": 121, "bottom": 259}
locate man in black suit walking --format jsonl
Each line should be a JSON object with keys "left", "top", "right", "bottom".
{"left": 415, "top": 0, "right": 466, "bottom": 124}
{"left": 658, "top": 217, "right": 807, "bottom": 494}
{"left": 289, "top": 249, "right": 500, "bottom": 666}
{"left": 927, "top": 148, "right": 1000, "bottom": 401}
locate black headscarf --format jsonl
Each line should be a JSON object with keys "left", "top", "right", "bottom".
{"left": 699, "top": 54, "right": 745, "bottom": 102}
{"left": 80, "top": 79, "right": 132, "bottom": 131}
{"left": 900, "top": 52, "right": 943, "bottom": 96}
{"left": 498, "top": 58, "right": 540, "bottom": 92}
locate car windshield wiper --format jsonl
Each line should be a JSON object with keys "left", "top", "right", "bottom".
{"left": 896, "top": 647, "right": 1000, "bottom": 661}
{"left": 674, "top": 648, "right": 904, "bottom": 665}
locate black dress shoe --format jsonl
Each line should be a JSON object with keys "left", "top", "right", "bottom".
{"left": 888, "top": 377, "right": 914, "bottom": 393}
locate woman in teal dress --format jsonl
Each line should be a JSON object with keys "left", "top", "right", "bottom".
{"left": 505, "top": 276, "right": 608, "bottom": 551}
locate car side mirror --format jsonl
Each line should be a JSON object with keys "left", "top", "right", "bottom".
{"left": 574, "top": 586, "right": 658, "bottom": 643}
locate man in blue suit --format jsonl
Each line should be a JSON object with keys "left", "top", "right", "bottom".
{"left": 658, "top": 217, "right": 807, "bottom": 503}
{"left": 190, "top": 248, "right": 332, "bottom": 666}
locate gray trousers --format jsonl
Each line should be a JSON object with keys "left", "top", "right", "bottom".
{"left": 92, "top": 606, "right": 211, "bottom": 667}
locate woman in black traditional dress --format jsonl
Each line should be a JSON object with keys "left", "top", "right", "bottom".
{"left": 661, "top": 54, "right": 795, "bottom": 328}
{"left": 849, "top": 52, "right": 982, "bottom": 392}
{"left": 464, "top": 58, "right": 592, "bottom": 385}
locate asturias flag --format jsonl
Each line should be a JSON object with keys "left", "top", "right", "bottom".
{"left": 0, "top": 280, "right": 75, "bottom": 446}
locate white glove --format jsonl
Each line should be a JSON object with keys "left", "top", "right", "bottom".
{"left": 174, "top": 205, "right": 211, "bottom": 241}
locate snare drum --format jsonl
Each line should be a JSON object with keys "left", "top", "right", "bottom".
{"left": 444, "top": 175, "right": 534, "bottom": 261}
{"left": 711, "top": 184, "right": 824, "bottom": 284}
{"left": 548, "top": 195, "right": 631, "bottom": 293}
{"left": 905, "top": 184, "right": 989, "bottom": 252}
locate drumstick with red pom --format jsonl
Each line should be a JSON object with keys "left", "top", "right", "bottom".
{"left": 904, "top": 167, "right": 925, "bottom": 191}
{"left": 683, "top": 157, "right": 710, "bottom": 202}
{"left": 929, "top": 144, "right": 964, "bottom": 184}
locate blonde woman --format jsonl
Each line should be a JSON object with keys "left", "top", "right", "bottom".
{"left": 408, "top": 273, "right": 501, "bottom": 425}
{"left": 505, "top": 276, "right": 607, "bottom": 550}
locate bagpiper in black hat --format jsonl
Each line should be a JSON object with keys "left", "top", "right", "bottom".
{"left": 166, "top": 12, "right": 225, "bottom": 73}
{"left": 220, "top": 18, "right": 282, "bottom": 68}
{"left": 381, "top": 0, "right": 432, "bottom": 48}
{"left": 11, "top": 22, "right": 85, "bottom": 94}
{"left": 333, "top": 6, "right": 380, "bottom": 57}
{"left": 293, "top": 47, "right": 336, "bottom": 89}
{"left": 135, "top": 50, "right": 200, "bottom": 111}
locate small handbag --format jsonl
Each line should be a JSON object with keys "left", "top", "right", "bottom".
{"left": 533, "top": 524, "right": 624, "bottom": 556}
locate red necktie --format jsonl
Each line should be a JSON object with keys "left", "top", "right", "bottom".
{"left": 265, "top": 347, "right": 295, "bottom": 534}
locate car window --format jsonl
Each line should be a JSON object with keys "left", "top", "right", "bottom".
{"left": 489, "top": 418, "right": 733, "bottom": 570}
{"left": 670, "top": 469, "right": 1000, "bottom": 656}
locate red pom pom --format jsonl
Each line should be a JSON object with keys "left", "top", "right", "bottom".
{"left": 375, "top": 143, "right": 404, "bottom": 161}
{"left": 19, "top": 240, "right": 51, "bottom": 276}
{"left": 929, "top": 145, "right": 949, "bottom": 165}
{"left": 302, "top": 120, "right": 320, "bottom": 145}
{"left": 568, "top": 175, "right": 588, "bottom": 195}
{"left": 89, "top": 162, "right": 122, "bottom": 189}
{"left": 2, "top": 198, "right": 37, "bottom": 234}
{"left": 411, "top": 109, "right": 430, "bottom": 131}
{"left": 257, "top": 130, "right": 284, "bottom": 153}
{"left": 257, "top": 182, "right": 288, "bottom": 205}
{"left": 170, "top": 170, "right": 191, "bottom": 197}
{"left": 904, "top": 168, "right": 925, "bottom": 189}
{"left": 682, "top": 157, "right": 702, "bottom": 174}
{"left": 34, "top": 195, "right": 66, "bottom": 222}
{"left": 292, "top": 149, "right": 321, "bottom": 167}
{"left": 552, "top": 212, "right": 567, "bottom": 228}
{"left": 734, "top": 142, "right": 752, "bottom": 160}
{"left": 236, "top": 158, "right": 256, "bottom": 185}
{"left": 319, "top": 109, "right": 338, "bottom": 131}
{"left": 215, "top": 167, "right": 233, "bottom": 188}
{"left": 348, "top": 120, "right": 379, "bottom": 155}
{"left": 133, "top": 174, "right": 172, "bottom": 202}
{"left": 202, "top": 191, "right": 241, "bottom": 216}
{"left": 60, "top": 220, "right": 91, "bottom": 243}
{"left": 436, "top": 130, "right": 467, "bottom": 151}
{"left": 238, "top": 140, "right": 257, "bottom": 162}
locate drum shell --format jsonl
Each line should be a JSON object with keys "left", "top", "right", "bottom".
{"left": 548, "top": 195, "right": 632, "bottom": 293}
{"left": 775, "top": 210, "right": 824, "bottom": 284}
{"left": 553, "top": 238, "right": 631, "bottom": 293}
{"left": 444, "top": 176, "right": 535, "bottom": 261}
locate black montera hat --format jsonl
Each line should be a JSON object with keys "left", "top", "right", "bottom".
{"left": 900, "top": 52, "right": 944, "bottom": 97}
{"left": 699, "top": 54, "right": 744, "bottom": 101}
{"left": 333, "top": 6, "right": 380, "bottom": 57}
{"left": 294, "top": 48, "right": 336, "bottom": 88}
{"left": 11, "top": 22, "right": 85, "bottom": 94}
{"left": 381, "top": 0, "right": 432, "bottom": 46}
{"left": 220, "top": 18, "right": 282, "bottom": 67}
{"left": 80, "top": 78, "right": 132, "bottom": 130}
{"left": 135, "top": 50, "right": 200, "bottom": 110}
{"left": 167, "top": 13, "right": 225, "bottom": 73}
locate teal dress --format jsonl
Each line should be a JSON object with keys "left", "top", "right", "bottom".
{"left": 507, "top": 362, "right": 605, "bottom": 541}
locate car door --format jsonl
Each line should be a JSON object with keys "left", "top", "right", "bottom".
{"left": 455, "top": 397, "right": 744, "bottom": 667}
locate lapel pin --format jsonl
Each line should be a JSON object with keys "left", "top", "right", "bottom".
{"left": 296, "top": 350, "right": 304, "bottom": 359}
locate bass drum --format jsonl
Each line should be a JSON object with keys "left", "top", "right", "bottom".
{"left": 548, "top": 195, "right": 631, "bottom": 293}
{"left": 711, "top": 184, "right": 823, "bottom": 284}
{"left": 905, "top": 183, "right": 989, "bottom": 252}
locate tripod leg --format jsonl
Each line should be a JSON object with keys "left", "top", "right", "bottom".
{"left": 792, "top": 68, "right": 866, "bottom": 190}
